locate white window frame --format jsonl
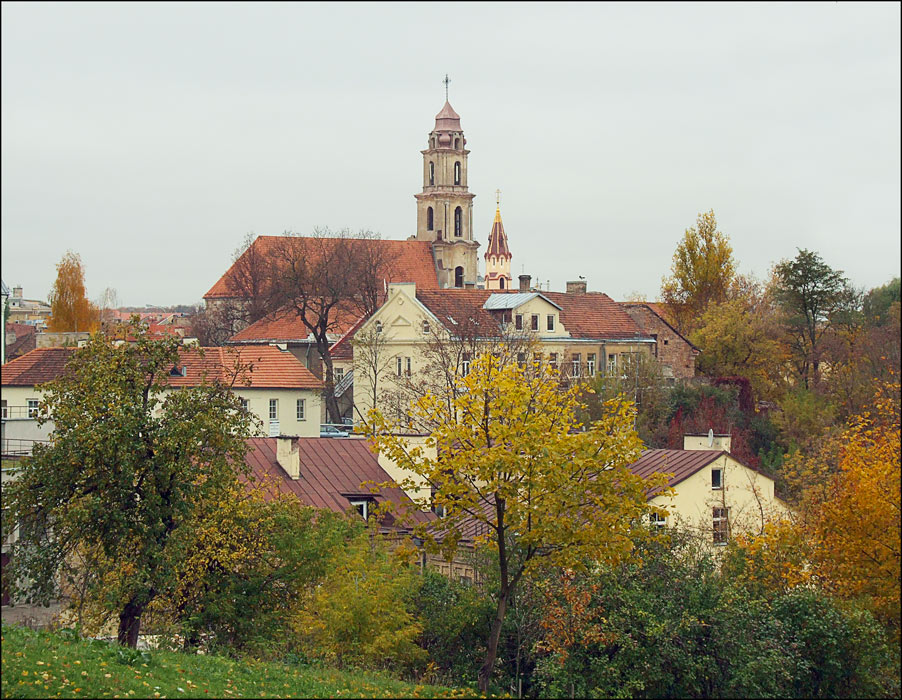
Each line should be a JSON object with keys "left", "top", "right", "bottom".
{"left": 587, "top": 353, "right": 596, "bottom": 376}
{"left": 713, "top": 506, "right": 729, "bottom": 545}
{"left": 334, "top": 367, "right": 344, "bottom": 383}
{"left": 571, "top": 354, "right": 581, "bottom": 378}
{"left": 549, "top": 353, "right": 558, "bottom": 370}
{"left": 422, "top": 320, "right": 430, "bottom": 334}
{"left": 547, "top": 314, "right": 555, "bottom": 331}
{"left": 531, "top": 314, "right": 539, "bottom": 331}
{"left": 268, "top": 399, "right": 278, "bottom": 421}
{"left": 711, "top": 468, "right": 723, "bottom": 490}
{"left": 240, "top": 398, "right": 249, "bottom": 412}
{"left": 649, "top": 512, "right": 666, "bottom": 529}
{"left": 296, "top": 398, "right": 306, "bottom": 421}
{"left": 461, "top": 352, "right": 471, "bottom": 377}
{"left": 27, "top": 398, "right": 40, "bottom": 418}
{"left": 349, "top": 499, "right": 371, "bottom": 520}
{"left": 396, "top": 357, "right": 403, "bottom": 377}
{"left": 405, "top": 357, "right": 412, "bottom": 376}
{"left": 607, "top": 354, "right": 617, "bottom": 376}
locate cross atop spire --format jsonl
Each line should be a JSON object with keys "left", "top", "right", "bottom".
{"left": 443, "top": 74, "right": 451, "bottom": 101}
{"left": 495, "top": 188, "right": 501, "bottom": 208}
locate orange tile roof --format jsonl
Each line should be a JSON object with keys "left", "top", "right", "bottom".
{"left": 204, "top": 236, "right": 440, "bottom": 300}
{"left": 229, "top": 304, "right": 364, "bottom": 344}
{"left": 2, "top": 345, "right": 322, "bottom": 390}
{"left": 414, "top": 289, "right": 646, "bottom": 340}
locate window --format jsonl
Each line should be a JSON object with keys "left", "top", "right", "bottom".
{"left": 571, "top": 354, "right": 581, "bottom": 378}
{"left": 711, "top": 468, "right": 723, "bottom": 490}
{"left": 549, "top": 352, "right": 558, "bottom": 370}
{"left": 396, "top": 357, "right": 403, "bottom": 377}
{"left": 547, "top": 314, "right": 555, "bottom": 331}
{"left": 375, "top": 320, "right": 383, "bottom": 334}
{"left": 349, "top": 499, "right": 372, "bottom": 520}
{"left": 296, "top": 399, "right": 306, "bottom": 421}
{"left": 268, "top": 399, "right": 278, "bottom": 421}
{"left": 587, "top": 353, "right": 596, "bottom": 376}
{"left": 240, "top": 398, "right": 249, "bottom": 412}
{"left": 515, "top": 314, "right": 523, "bottom": 330}
{"left": 461, "top": 352, "right": 471, "bottom": 376}
{"left": 517, "top": 352, "right": 526, "bottom": 369}
{"left": 429, "top": 161, "right": 434, "bottom": 185}
{"left": 427, "top": 207, "right": 434, "bottom": 230}
{"left": 499, "top": 277, "right": 505, "bottom": 289}
{"left": 431, "top": 486, "right": 448, "bottom": 518}
{"left": 607, "top": 354, "right": 617, "bottom": 375}
{"left": 334, "top": 367, "right": 344, "bottom": 383}
{"left": 454, "top": 207, "right": 462, "bottom": 236}
{"left": 406, "top": 357, "right": 412, "bottom": 376}
{"left": 713, "top": 507, "right": 729, "bottom": 545}
{"left": 454, "top": 161, "right": 461, "bottom": 185}
{"left": 531, "top": 314, "right": 539, "bottom": 331}
{"left": 454, "top": 266, "right": 464, "bottom": 288}
{"left": 1, "top": 400, "right": 7, "bottom": 419}
{"left": 27, "top": 399, "right": 40, "bottom": 418}
{"left": 649, "top": 512, "right": 666, "bottom": 529}
{"left": 422, "top": 320, "right": 430, "bottom": 334}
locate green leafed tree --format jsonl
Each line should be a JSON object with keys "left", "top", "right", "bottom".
{"left": 660, "top": 210, "right": 736, "bottom": 335}
{"left": 364, "top": 354, "right": 667, "bottom": 692}
{"left": 2, "top": 321, "right": 258, "bottom": 647}
{"left": 773, "top": 248, "right": 857, "bottom": 389}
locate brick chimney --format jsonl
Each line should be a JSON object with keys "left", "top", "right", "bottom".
{"left": 276, "top": 436, "right": 300, "bottom": 479}
{"left": 566, "top": 280, "right": 587, "bottom": 295}
{"left": 518, "top": 274, "right": 531, "bottom": 292}
{"left": 12, "top": 285, "right": 23, "bottom": 299}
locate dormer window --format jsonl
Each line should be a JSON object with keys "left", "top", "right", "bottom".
{"left": 170, "top": 365, "right": 187, "bottom": 377}
{"left": 348, "top": 497, "right": 375, "bottom": 520}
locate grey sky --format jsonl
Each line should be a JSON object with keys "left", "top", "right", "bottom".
{"left": 2, "top": 1, "right": 899, "bottom": 308}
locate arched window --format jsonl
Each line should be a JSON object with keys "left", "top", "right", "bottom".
{"left": 454, "top": 137, "right": 460, "bottom": 149}
{"left": 454, "top": 161, "right": 461, "bottom": 185}
{"left": 499, "top": 277, "right": 506, "bottom": 289}
{"left": 429, "top": 161, "right": 435, "bottom": 186}
{"left": 454, "top": 266, "right": 464, "bottom": 288}
{"left": 426, "top": 207, "right": 434, "bottom": 231}
{"left": 454, "top": 207, "right": 462, "bottom": 237}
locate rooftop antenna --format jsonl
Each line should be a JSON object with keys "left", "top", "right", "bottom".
{"left": 443, "top": 74, "right": 451, "bottom": 101}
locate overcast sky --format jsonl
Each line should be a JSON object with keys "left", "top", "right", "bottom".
{"left": 2, "top": 2, "right": 899, "bottom": 308}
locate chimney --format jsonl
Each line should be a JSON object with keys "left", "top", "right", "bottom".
{"left": 276, "top": 436, "right": 300, "bottom": 479}
{"left": 683, "top": 432, "right": 732, "bottom": 453}
{"left": 12, "top": 285, "right": 23, "bottom": 299}
{"left": 464, "top": 282, "right": 475, "bottom": 289}
{"left": 566, "top": 280, "right": 587, "bottom": 295}
{"left": 518, "top": 274, "right": 531, "bottom": 292}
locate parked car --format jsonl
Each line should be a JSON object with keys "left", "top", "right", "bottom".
{"left": 320, "top": 424, "right": 350, "bottom": 438}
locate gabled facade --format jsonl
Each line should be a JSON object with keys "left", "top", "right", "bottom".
{"left": 620, "top": 302, "right": 698, "bottom": 380}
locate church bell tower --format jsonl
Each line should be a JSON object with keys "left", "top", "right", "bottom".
{"left": 415, "top": 76, "right": 479, "bottom": 288}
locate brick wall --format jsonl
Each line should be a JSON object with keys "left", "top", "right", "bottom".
{"left": 620, "top": 303, "right": 697, "bottom": 379}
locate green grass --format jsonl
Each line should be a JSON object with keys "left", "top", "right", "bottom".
{"left": 1, "top": 623, "right": 489, "bottom": 699}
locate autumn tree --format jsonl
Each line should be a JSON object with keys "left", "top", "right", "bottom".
{"left": 773, "top": 248, "right": 857, "bottom": 389}
{"left": 660, "top": 210, "right": 736, "bottom": 334}
{"left": 47, "top": 250, "right": 99, "bottom": 332}
{"left": 1, "top": 321, "right": 258, "bottom": 647}
{"left": 364, "top": 354, "right": 666, "bottom": 691}
{"left": 270, "top": 228, "right": 400, "bottom": 423}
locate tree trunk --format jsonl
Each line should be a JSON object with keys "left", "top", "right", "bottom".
{"left": 117, "top": 600, "right": 143, "bottom": 648}
{"left": 478, "top": 586, "right": 510, "bottom": 693}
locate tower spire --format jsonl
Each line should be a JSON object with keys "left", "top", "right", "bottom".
{"left": 443, "top": 74, "right": 450, "bottom": 102}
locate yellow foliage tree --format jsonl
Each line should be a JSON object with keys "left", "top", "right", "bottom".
{"left": 365, "top": 354, "right": 668, "bottom": 691}
{"left": 660, "top": 210, "right": 736, "bottom": 335}
{"left": 47, "top": 250, "right": 99, "bottom": 332}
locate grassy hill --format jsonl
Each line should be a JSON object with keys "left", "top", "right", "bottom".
{"left": 1, "top": 623, "right": 485, "bottom": 699}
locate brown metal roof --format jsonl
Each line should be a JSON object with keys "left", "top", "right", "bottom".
{"left": 628, "top": 448, "right": 724, "bottom": 488}
{"left": 243, "top": 437, "right": 433, "bottom": 528}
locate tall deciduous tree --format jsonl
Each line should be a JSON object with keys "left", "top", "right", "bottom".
{"left": 660, "top": 210, "right": 736, "bottom": 334}
{"left": 47, "top": 251, "right": 99, "bottom": 332}
{"left": 1, "top": 322, "right": 258, "bottom": 647}
{"left": 773, "top": 248, "right": 857, "bottom": 389}
{"left": 364, "top": 354, "right": 666, "bottom": 692}
{"left": 270, "top": 229, "right": 400, "bottom": 423}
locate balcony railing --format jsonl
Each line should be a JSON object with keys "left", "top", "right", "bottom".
{"left": 1, "top": 439, "right": 49, "bottom": 457}
{"left": 1, "top": 405, "right": 40, "bottom": 419}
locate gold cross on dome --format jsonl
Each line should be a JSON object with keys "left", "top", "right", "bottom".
{"left": 495, "top": 189, "right": 501, "bottom": 207}
{"left": 443, "top": 74, "right": 451, "bottom": 100}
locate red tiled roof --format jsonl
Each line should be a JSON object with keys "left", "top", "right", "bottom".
{"left": 414, "top": 289, "right": 646, "bottom": 340}
{"left": 619, "top": 302, "right": 697, "bottom": 351}
{"left": 1, "top": 347, "right": 74, "bottom": 385}
{"left": 329, "top": 314, "right": 369, "bottom": 361}
{"left": 627, "top": 449, "right": 725, "bottom": 491}
{"left": 229, "top": 304, "right": 364, "bottom": 344}
{"left": 243, "top": 437, "right": 433, "bottom": 528}
{"left": 2, "top": 345, "right": 322, "bottom": 390}
{"left": 5, "top": 324, "right": 38, "bottom": 361}
{"left": 169, "top": 346, "right": 322, "bottom": 389}
{"left": 204, "top": 236, "right": 440, "bottom": 300}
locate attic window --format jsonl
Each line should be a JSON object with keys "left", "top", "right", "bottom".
{"left": 422, "top": 320, "right": 430, "bottom": 334}
{"left": 711, "top": 468, "right": 723, "bottom": 490}
{"left": 348, "top": 497, "right": 375, "bottom": 520}
{"left": 375, "top": 320, "right": 383, "bottom": 334}
{"left": 170, "top": 366, "right": 187, "bottom": 377}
